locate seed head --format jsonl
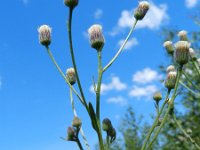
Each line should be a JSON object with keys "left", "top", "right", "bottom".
{"left": 72, "top": 117, "right": 82, "bottom": 128}
{"left": 178, "top": 30, "right": 188, "bottom": 41}
{"left": 88, "top": 24, "right": 105, "bottom": 51}
{"left": 38, "top": 25, "right": 52, "bottom": 46}
{"left": 64, "top": 0, "right": 78, "bottom": 8}
{"left": 66, "top": 68, "right": 76, "bottom": 85}
{"left": 153, "top": 91, "right": 162, "bottom": 102}
{"left": 163, "top": 41, "right": 174, "bottom": 54}
{"left": 134, "top": 1, "right": 150, "bottom": 20}
{"left": 165, "top": 71, "right": 177, "bottom": 90}
{"left": 174, "top": 41, "right": 190, "bottom": 65}
{"left": 166, "top": 65, "right": 176, "bottom": 73}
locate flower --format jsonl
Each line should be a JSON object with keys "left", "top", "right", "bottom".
{"left": 163, "top": 41, "right": 174, "bottom": 54}
{"left": 88, "top": 24, "right": 105, "bottom": 51}
{"left": 165, "top": 71, "right": 177, "bottom": 90}
{"left": 64, "top": 0, "right": 78, "bottom": 8}
{"left": 134, "top": 1, "right": 150, "bottom": 20}
{"left": 174, "top": 41, "right": 190, "bottom": 65}
{"left": 38, "top": 25, "right": 52, "bottom": 46}
{"left": 178, "top": 30, "right": 188, "bottom": 41}
{"left": 66, "top": 68, "right": 76, "bottom": 85}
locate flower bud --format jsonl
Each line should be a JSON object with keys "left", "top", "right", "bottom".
{"left": 178, "top": 30, "right": 188, "bottom": 41}
{"left": 67, "top": 127, "right": 75, "bottom": 141}
{"left": 134, "top": 1, "right": 150, "bottom": 20}
{"left": 66, "top": 68, "right": 76, "bottom": 85}
{"left": 165, "top": 71, "right": 177, "bottom": 90}
{"left": 163, "top": 41, "right": 174, "bottom": 54}
{"left": 102, "top": 118, "right": 112, "bottom": 132}
{"left": 189, "top": 48, "right": 197, "bottom": 61}
{"left": 88, "top": 24, "right": 105, "bottom": 51}
{"left": 64, "top": 0, "right": 78, "bottom": 8}
{"left": 153, "top": 91, "right": 162, "bottom": 102}
{"left": 174, "top": 41, "right": 190, "bottom": 65}
{"left": 72, "top": 117, "right": 82, "bottom": 128}
{"left": 166, "top": 65, "right": 176, "bottom": 73}
{"left": 38, "top": 25, "right": 52, "bottom": 46}
{"left": 109, "top": 127, "right": 116, "bottom": 143}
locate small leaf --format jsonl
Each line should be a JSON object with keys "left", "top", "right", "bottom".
{"left": 89, "top": 102, "right": 98, "bottom": 131}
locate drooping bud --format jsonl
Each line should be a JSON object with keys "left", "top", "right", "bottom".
{"left": 153, "top": 91, "right": 162, "bottom": 102}
{"left": 163, "top": 41, "right": 174, "bottom": 54}
{"left": 166, "top": 65, "right": 176, "bottom": 73}
{"left": 38, "top": 25, "right": 52, "bottom": 46}
{"left": 134, "top": 1, "right": 150, "bottom": 20}
{"left": 165, "top": 71, "right": 177, "bottom": 90}
{"left": 66, "top": 68, "right": 76, "bottom": 85}
{"left": 67, "top": 127, "right": 75, "bottom": 141}
{"left": 72, "top": 117, "right": 82, "bottom": 128}
{"left": 178, "top": 30, "right": 188, "bottom": 41}
{"left": 174, "top": 41, "right": 190, "bottom": 65}
{"left": 64, "top": 0, "right": 78, "bottom": 8}
{"left": 88, "top": 24, "right": 105, "bottom": 51}
{"left": 189, "top": 48, "right": 197, "bottom": 61}
{"left": 102, "top": 118, "right": 112, "bottom": 132}
{"left": 109, "top": 127, "right": 116, "bottom": 143}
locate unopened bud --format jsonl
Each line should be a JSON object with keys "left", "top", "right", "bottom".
{"left": 67, "top": 127, "right": 75, "bottom": 141}
{"left": 166, "top": 65, "right": 176, "bottom": 73}
{"left": 165, "top": 71, "right": 177, "bottom": 90}
{"left": 178, "top": 30, "right": 188, "bottom": 41}
{"left": 174, "top": 41, "right": 190, "bottom": 65}
{"left": 163, "top": 41, "right": 174, "bottom": 54}
{"left": 66, "top": 68, "right": 76, "bottom": 85}
{"left": 88, "top": 24, "right": 105, "bottom": 51}
{"left": 64, "top": 0, "right": 78, "bottom": 8}
{"left": 109, "top": 127, "right": 116, "bottom": 143}
{"left": 189, "top": 48, "right": 197, "bottom": 61}
{"left": 153, "top": 91, "right": 162, "bottom": 102}
{"left": 38, "top": 25, "right": 52, "bottom": 46}
{"left": 134, "top": 1, "right": 150, "bottom": 20}
{"left": 102, "top": 118, "right": 112, "bottom": 132}
{"left": 72, "top": 117, "right": 82, "bottom": 128}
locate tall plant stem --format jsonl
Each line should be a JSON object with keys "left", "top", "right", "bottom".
{"left": 96, "top": 50, "right": 104, "bottom": 150}
{"left": 68, "top": 8, "right": 88, "bottom": 110}
{"left": 45, "top": 46, "right": 84, "bottom": 105}
{"left": 179, "top": 81, "right": 199, "bottom": 96}
{"left": 69, "top": 89, "right": 91, "bottom": 150}
{"left": 146, "top": 66, "right": 183, "bottom": 150}
{"left": 182, "top": 71, "right": 200, "bottom": 91}
{"left": 141, "top": 89, "right": 171, "bottom": 150}
{"left": 102, "top": 20, "right": 138, "bottom": 73}
{"left": 76, "top": 138, "right": 84, "bottom": 150}
{"left": 192, "top": 60, "right": 200, "bottom": 77}
{"left": 173, "top": 114, "right": 200, "bottom": 150}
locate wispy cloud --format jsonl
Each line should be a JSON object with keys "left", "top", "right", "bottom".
{"left": 132, "top": 68, "right": 162, "bottom": 84}
{"left": 129, "top": 85, "right": 158, "bottom": 99}
{"left": 118, "top": 37, "right": 138, "bottom": 51}
{"left": 185, "top": 0, "right": 198, "bottom": 8}
{"left": 94, "top": 9, "right": 103, "bottom": 19}
{"left": 90, "top": 76, "right": 127, "bottom": 94}
{"left": 109, "top": 1, "right": 169, "bottom": 36}
{"left": 107, "top": 96, "right": 128, "bottom": 106}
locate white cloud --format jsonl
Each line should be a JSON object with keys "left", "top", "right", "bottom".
{"left": 94, "top": 9, "right": 103, "bottom": 19}
{"left": 107, "top": 96, "right": 127, "bottom": 106}
{"left": 129, "top": 85, "right": 158, "bottom": 99}
{"left": 118, "top": 37, "right": 138, "bottom": 50}
{"left": 132, "top": 68, "right": 162, "bottom": 84}
{"left": 90, "top": 76, "right": 127, "bottom": 94}
{"left": 109, "top": 2, "right": 169, "bottom": 36}
{"left": 185, "top": 0, "right": 198, "bottom": 8}
{"left": 22, "top": 0, "right": 29, "bottom": 5}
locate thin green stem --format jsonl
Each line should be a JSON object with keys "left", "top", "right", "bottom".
{"left": 70, "top": 89, "right": 91, "bottom": 150}
{"left": 179, "top": 80, "right": 200, "bottom": 97}
{"left": 141, "top": 89, "right": 171, "bottom": 150}
{"left": 76, "top": 138, "right": 84, "bottom": 150}
{"left": 146, "top": 66, "right": 183, "bottom": 150}
{"left": 192, "top": 60, "right": 200, "bottom": 77}
{"left": 106, "top": 134, "right": 110, "bottom": 150}
{"left": 45, "top": 46, "right": 84, "bottom": 105}
{"left": 173, "top": 114, "right": 200, "bottom": 150}
{"left": 182, "top": 71, "right": 200, "bottom": 91}
{"left": 68, "top": 8, "right": 88, "bottom": 110}
{"left": 102, "top": 20, "right": 138, "bottom": 73}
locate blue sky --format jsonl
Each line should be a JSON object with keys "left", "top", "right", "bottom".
{"left": 0, "top": 0, "right": 200, "bottom": 149}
